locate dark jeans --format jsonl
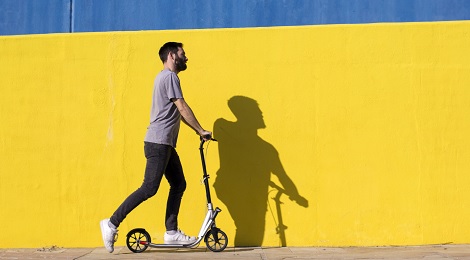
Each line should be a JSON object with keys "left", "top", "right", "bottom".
{"left": 110, "top": 142, "right": 186, "bottom": 231}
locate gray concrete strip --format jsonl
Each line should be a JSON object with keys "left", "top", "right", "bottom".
{"left": 1, "top": 245, "right": 470, "bottom": 259}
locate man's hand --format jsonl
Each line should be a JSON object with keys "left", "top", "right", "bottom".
{"left": 200, "top": 130, "right": 213, "bottom": 141}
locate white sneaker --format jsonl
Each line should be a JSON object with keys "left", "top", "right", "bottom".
{"left": 100, "top": 219, "right": 118, "bottom": 253}
{"left": 164, "top": 229, "right": 196, "bottom": 244}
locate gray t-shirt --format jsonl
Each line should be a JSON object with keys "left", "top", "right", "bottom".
{"left": 144, "top": 69, "right": 183, "bottom": 147}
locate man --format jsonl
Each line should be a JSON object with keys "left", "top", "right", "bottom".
{"left": 100, "top": 42, "right": 212, "bottom": 253}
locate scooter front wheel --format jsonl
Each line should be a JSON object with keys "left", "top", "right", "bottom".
{"left": 126, "top": 228, "right": 151, "bottom": 253}
{"left": 204, "top": 228, "right": 228, "bottom": 252}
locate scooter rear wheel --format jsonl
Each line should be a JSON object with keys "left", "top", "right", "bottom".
{"left": 126, "top": 228, "right": 151, "bottom": 253}
{"left": 204, "top": 228, "right": 228, "bottom": 252}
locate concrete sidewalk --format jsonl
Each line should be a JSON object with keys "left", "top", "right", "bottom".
{"left": 1, "top": 245, "right": 470, "bottom": 259}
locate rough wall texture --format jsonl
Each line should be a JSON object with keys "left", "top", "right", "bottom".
{"left": 1, "top": 21, "right": 470, "bottom": 247}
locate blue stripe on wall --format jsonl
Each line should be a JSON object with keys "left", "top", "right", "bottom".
{"left": 1, "top": 0, "right": 470, "bottom": 36}
{"left": 72, "top": 0, "right": 470, "bottom": 32}
{"left": 0, "top": 0, "right": 71, "bottom": 35}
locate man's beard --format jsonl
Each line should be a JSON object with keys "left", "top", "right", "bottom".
{"left": 175, "top": 57, "right": 187, "bottom": 71}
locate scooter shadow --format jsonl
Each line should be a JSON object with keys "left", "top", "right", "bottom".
{"left": 120, "top": 247, "right": 206, "bottom": 254}
{"left": 120, "top": 247, "right": 256, "bottom": 254}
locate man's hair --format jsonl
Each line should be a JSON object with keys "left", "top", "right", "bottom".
{"left": 159, "top": 42, "right": 183, "bottom": 63}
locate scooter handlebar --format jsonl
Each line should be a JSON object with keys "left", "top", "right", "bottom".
{"left": 200, "top": 135, "right": 217, "bottom": 142}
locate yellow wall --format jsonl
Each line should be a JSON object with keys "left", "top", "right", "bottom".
{"left": 1, "top": 21, "right": 470, "bottom": 248}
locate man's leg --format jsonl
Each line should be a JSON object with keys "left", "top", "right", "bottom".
{"left": 162, "top": 148, "right": 196, "bottom": 244}
{"left": 110, "top": 143, "right": 172, "bottom": 227}
{"left": 101, "top": 143, "right": 171, "bottom": 253}
{"left": 163, "top": 147, "right": 186, "bottom": 231}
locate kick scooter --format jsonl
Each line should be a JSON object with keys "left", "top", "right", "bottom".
{"left": 125, "top": 137, "right": 228, "bottom": 253}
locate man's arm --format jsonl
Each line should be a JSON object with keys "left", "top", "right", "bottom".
{"left": 172, "top": 98, "right": 212, "bottom": 138}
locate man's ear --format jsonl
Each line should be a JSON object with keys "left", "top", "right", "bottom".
{"left": 168, "top": 52, "right": 175, "bottom": 62}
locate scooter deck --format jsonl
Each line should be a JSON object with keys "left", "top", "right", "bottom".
{"left": 139, "top": 239, "right": 201, "bottom": 248}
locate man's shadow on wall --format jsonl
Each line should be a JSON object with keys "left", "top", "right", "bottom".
{"left": 213, "top": 96, "right": 308, "bottom": 246}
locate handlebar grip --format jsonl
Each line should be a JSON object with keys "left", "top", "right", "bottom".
{"left": 201, "top": 135, "right": 217, "bottom": 141}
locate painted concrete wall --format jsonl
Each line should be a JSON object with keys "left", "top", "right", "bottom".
{"left": 0, "top": 0, "right": 70, "bottom": 35}
{"left": 1, "top": 0, "right": 470, "bottom": 35}
{"left": 1, "top": 21, "right": 470, "bottom": 248}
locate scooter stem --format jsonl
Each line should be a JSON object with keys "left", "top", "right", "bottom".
{"left": 200, "top": 137, "right": 216, "bottom": 204}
